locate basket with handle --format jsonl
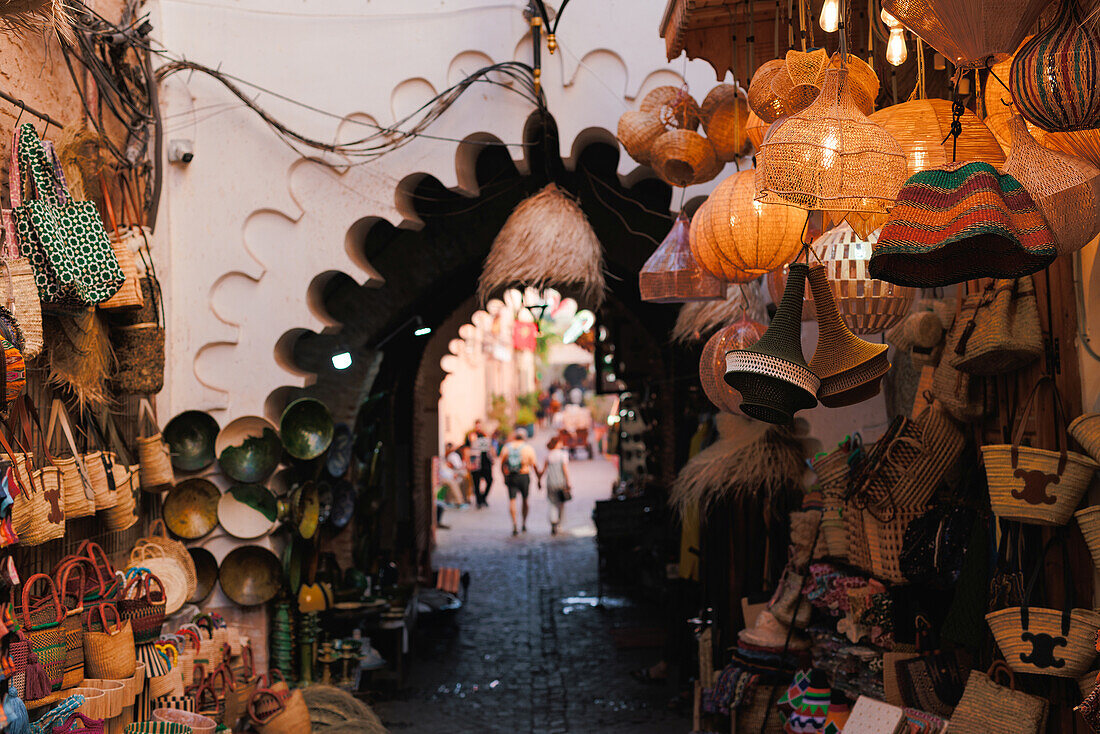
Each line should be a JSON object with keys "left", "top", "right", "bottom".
{"left": 45, "top": 399, "right": 95, "bottom": 519}
{"left": 56, "top": 561, "right": 87, "bottom": 689}
{"left": 68, "top": 688, "right": 109, "bottom": 721}
{"left": 87, "top": 411, "right": 139, "bottom": 531}
{"left": 6, "top": 400, "right": 64, "bottom": 545}
{"left": 1076, "top": 505, "right": 1100, "bottom": 572}
{"left": 82, "top": 602, "right": 136, "bottom": 680}
{"left": 986, "top": 534, "right": 1100, "bottom": 678}
{"left": 79, "top": 410, "right": 118, "bottom": 510}
{"left": 1069, "top": 412, "right": 1100, "bottom": 465}
{"left": 188, "top": 675, "right": 223, "bottom": 725}
{"left": 134, "top": 520, "right": 197, "bottom": 599}
{"left": 118, "top": 571, "right": 166, "bottom": 646}
{"left": 97, "top": 174, "right": 144, "bottom": 311}
{"left": 248, "top": 688, "right": 311, "bottom": 734}
{"left": 17, "top": 396, "right": 67, "bottom": 539}
{"left": 0, "top": 209, "right": 43, "bottom": 358}
{"left": 18, "top": 573, "right": 66, "bottom": 692}
{"left": 151, "top": 709, "right": 214, "bottom": 734}
{"left": 50, "top": 712, "right": 106, "bottom": 734}
{"left": 135, "top": 398, "right": 173, "bottom": 492}
{"left": 982, "top": 377, "right": 1098, "bottom": 526}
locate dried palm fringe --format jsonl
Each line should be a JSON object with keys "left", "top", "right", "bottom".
{"left": 478, "top": 183, "right": 606, "bottom": 307}
{"left": 57, "top": 125, "right": 112, "bottom": 208}
{"left": 669, "top": 413, "right": 807, "bottom": 514}
{"left": 46, "top": 310, "right": 113, "bottom": 410}
{"left": 0, "top": 0, "right": 74, "bottom": 42}
{"left": 302, "top": 685, "right": 388, "bottom": 734}
{"left": 671, "top": 280, "right": 767, "bottom": 344}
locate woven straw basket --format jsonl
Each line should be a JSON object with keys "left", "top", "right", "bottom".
{"left": 1069, "top": 413, "right": 1100, "bottom": 464}
{"left": 616, "top": 110, "right": 664, "bottom": 166}
{"left": 1076, "top": 506, "right": 1100, "bottom": 572}
{"left": 134, "top": 520, "right": 198, "bottom": 599}
{"left": 982, "top": 379, "right": 1097, "bottom": 526}
{"left": 148, "top": 666, "right": 184, "bottom": 700}
{"left": 152, "top": 709, "right": 215, "bottom": 734}
{"left": 99, "top": 228, "right": 145, "bottom": 310}
{"left": 83, "top": 603, "right": 137, "bottom": 680}
{"left": 651, "top": 129, "right": 717, "bottom": 187}
{"left": 104, "top": 464, "right": 140, "bottom": 531}
{"left": 10, "top": 464, "right": 65, "bottom": 545}
{"left": 47, "top": 400, "right": 95, "bottom": 519}
{"left": 987, "top": 606, "right": 1100, "bottom": 678}
{"left": 70, "top": 686, "right": 109, "bottom": 720}
{"left": 949, "top": 663, "right": 1050, "bottom": 733}
{"left": 249, "top": 689, "right": 312, "bottom": 734}
{"left": 85, "top": 451, "right": 119, "bottom": 509}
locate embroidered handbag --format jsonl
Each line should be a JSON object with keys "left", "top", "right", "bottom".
{"left": 8, "top": 123, "right": 123, "bottom": 309}
{"left": 118, "top": 572, "right": 166, "bottom": 645}
{"left": 950, "top": 661, "right": 1048, "bottom": 733}
{"left": 945, "top": 277, "right": 1042, "bottom": 375}
{"left": 18, "top": 573, "right": 66, "bottom": 693}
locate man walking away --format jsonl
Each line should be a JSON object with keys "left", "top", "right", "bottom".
{"left": 500, "top": 428, "right": 538, "bottom": 536}
{"left": 466, "top": 420, "right": 496, "bottom": 508}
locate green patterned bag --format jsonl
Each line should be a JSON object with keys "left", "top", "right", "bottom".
{"left": 8, "top": 124, "right": 123, "bottom": 310}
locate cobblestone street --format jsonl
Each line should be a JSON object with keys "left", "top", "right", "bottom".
{"left": 374, "top": 439, "right": 689, "bottom": 733}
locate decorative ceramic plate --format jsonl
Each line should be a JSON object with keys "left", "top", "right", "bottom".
{"left": 217, "top": 483, "right": 279, "bottom": 539}
{"left": 188, "top": 547, "right": 218, "bottom": 604}
{"left": 325, "top": 423, "right": 353, "bottom": 477}
{"left": 280, "top": 398, "right": 334, "bottom": 460}
{"left": 163, "top": 411, "right": 220, "bottom": 472}
{"left": 162, "top": 478, "right": 220, "bottom": 539}
{"left": 215, "top": 416, "right": 281, "bottom": 483}
{"left": 219, "top": 545, "right": 282, "bottom": 606}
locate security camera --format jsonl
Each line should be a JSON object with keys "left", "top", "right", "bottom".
{"left": 168, "top": 139, "right": 194, "bottom": 164}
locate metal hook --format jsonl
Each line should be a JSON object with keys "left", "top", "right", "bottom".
{"left": 14, "top": 99, "right": 25, "bottom": 128}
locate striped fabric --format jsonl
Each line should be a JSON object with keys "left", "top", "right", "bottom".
{"left": 0, "top": 338, "right": 23, "bottom": 417}
{"left": 1010, "top": 0, "right": 1100, "bottom": 133}
{"left": 436, "top": 567, "right": 461, "bottom": 595}
{"left": 869, "top": 162, "right": 1056, "bottom": 288}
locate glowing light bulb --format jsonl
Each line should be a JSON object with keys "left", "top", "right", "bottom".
{"left": 820, "top": 0, "right": 839, "bottom": 32}
{"left": 886, "top": 27, "right": 908, "bottom": 66}
{"left": 880, "top": 8, "right": 900, "bottom": 28}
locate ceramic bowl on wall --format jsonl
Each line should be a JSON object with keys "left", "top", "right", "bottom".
{"left": 162, "top": 478, "right": 220, "bottom": 539}
{"left": 163, "top": 411, "right": 220, "bottom": 472}
{"left": 280, "top": 398, "right": 334, "bottom": 461}
{"left": 215, "top": 416, "right": 281, "bottom": 483}
{"left": 188, "top": 547, "right": 218, "bottom": 604}
{"left": 325, "top": 423, "right": 353, "bottom": 477}
{"left": 328, "top": 479, "right": 354, "bottom": 530}
{"left": 219, "top": 545, "right": 282, "bottom": 606}
{"left": 290, "top": 481, "right": 321, "bottom": 539}
{"left": 217, "top": 483, "right": 279, "bottom": 539}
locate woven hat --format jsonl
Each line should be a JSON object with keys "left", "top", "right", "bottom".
{"left": 869, "top": 161, "right": 1057, "bottom": 287}
{"left": 639, "top": 213, "right": 724, "bottom": 303}
{"left": 807, "top": 264, "right": 890, "bottom": 408}
{"left": 725, "top": 262, "right": 820, "bottom": 424}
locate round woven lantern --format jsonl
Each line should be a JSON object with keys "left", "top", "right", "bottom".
{"left": 746, "top": 111, "right": 768, "bottom": 150}
{"left": 617, "top": 110, "right": 665, "bottom": 165}
{"left": 701, "top": 84, "right": 749, "bottom": 162}
{"left": 689, "top": 195, "right": 757, "bottom": 283}
{"left": 881, "top": 0, "right": 1048, "bottom": 69}
{"left": 1044, "top": 129, "right": 1100, "bottom": 169}
{"left": 747, "top": 59, "right": 790, "bottom": 123}
{"left": 640, "top": 212, "right": 725, "bottom": 303}
{"left": 704, "top": 169, "right": 808, "bottom": 276}
{"left": 652, "top": 129, "right": 718, "bottom": 186}
{"left": 1002, "top": 115, "right": 1100, "bottom": 256}
{"left": 755, "top": 68, "right": 907, "bottom": 214}
{"left": 700, "top": 316, "right": 766, "bottom": 413}
{"left": 640, "top": 86, "right": 701, "bottom": 130}
{"left": 1011, "top": 0, "right": 1100, "bottom": 133}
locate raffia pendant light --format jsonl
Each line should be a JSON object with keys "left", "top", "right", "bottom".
{"left": 746, "top": 111, "right": 769, "bottom": 150}
{"left": 617, "top": 111, "right": 665, "bottom": 165}
{"left": 1044, "top": 129, "right": 1100, "bottom": 169}
{"left": 706, "top": 170, "right": 808, "bottom": 276}
{"left": 701, "top": 84, "right": 749, "bottom": 162}
{"left": 747, "top": 59, "right": 790, "bottom": 124}
{"left": 639, "top": 212, "right": 724, "bottom": 303}
{"left": 651, "top": 129, "right": 720, "bottom": 186}
{"left": 755, "top": 68, "right": 908, "bottom": 214}
{"left": 1001, "top": 116, "right": 1100, "bottom": 256}
{"left": 771, "top": 49, "right": 830, "bottom": 116}
{"left": 826, "top": 53, "right": 879, "bottom": 117}
{"left": 700, "top": 316, "right": 766, "bottom": 413}
{"left": 1010, "top": 0, "right": 1100, "bottom": 133}
{"left": 478, "top": 183, "right": 605, "bottom": 305}
{"left": 640, "top": 86, "right": 701, "bottom": 129}
{"left": 689, "top": 197, "right": 755, "bottom": 283}
{"left": 724, "top": 262, "right": 820, "bottom": 424}
{"left": 881, "top": 0, "right": 1048, "bottom": 69}
{"left": 807, "top": 264, "right": 890, "bottom": 407}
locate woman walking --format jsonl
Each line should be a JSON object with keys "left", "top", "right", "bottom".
{"left": 539, "top": 436, "right": 572, "bottom": 535}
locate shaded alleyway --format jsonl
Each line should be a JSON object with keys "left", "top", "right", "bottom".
{"left": 375, "top": 435, "right": 688, "bottom": 733}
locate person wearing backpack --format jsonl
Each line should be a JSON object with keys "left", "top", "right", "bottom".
{"left": 500, "top": 428, "right": 537, "bottom": 536}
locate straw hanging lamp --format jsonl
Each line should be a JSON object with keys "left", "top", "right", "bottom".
{"left": 478, "top": 183, "right": 605, "bottom": 306}
{"left": 617, "top": 111, "right": 665, "bottom": 166}
{"left": 700, "top": 314, "right": 766, "bottom": 413}
{"left": 724, "top": 262, "right": 820, "bottom": 424}
{"left": 746, "top": 111, "right": 769, "bottom": 151}
{"left": 767, "top": 264, "right": 817, "bottom": 322}
{"left": 1044, "top": 129, "right": 1100, "bottom": 170}
{"left": 807, "top": 264, "right": 890, "bottom": 407}
{"left": 701, "top": 84, "right": 750, "bottom": 162}
{"left": 826, "top": 53, "right": 879, "bottom": 117}
{"left": 983, "top": 40, "right": 1046, "bottom": 154}
{"left": 1001, "top": 116, "right": 1100, "bottom": 256}
{"left": 705, "top": 170, "right": 808, "bottom": 277}
{"left": 748, "top": 59, "right": 791, "bottom": 124}
{"left": 689, "top": 197, "right": 756, "bottom": 283}
{"left": 639, "top": 212, "right": 724, "bottom": 303}
{"left": 880, "top": 0, "right": 1048, "bottom": 69}
{"left": 651, "top": 130, "right": 720, "bottom": 186}
{"left": 754, "top": 67, "right": 908, "bottom": 214}
{"left": 770, "top": 49, "right": 830, "bottom": 117}
{"left": 641, "top": 86, "right": 702, "bottom": 130}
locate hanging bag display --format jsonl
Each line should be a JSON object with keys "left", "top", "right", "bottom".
{"left": 19, "top": 573, "right": 66, "bottom": 693}
{"left": 16, "top": 396, "right": 65, "bottom": 539}
{"left": 892, "top": 616, "right": 965, "bottom": 718}
{"left": 986, "top": 534, "right": 1100, "bottom": 678}
{"left": 56, "top": 562, "right": 86, "bottom": 690}
{"left": 97, "top": 175, "right": 144, "bottom": 311}
{"left": 117, "top": 572, "right": 166, "bottom": 646}
{"left": 82, "top": 602, "right": 136, "bottom": 680}
{"left": 946, "top": 277, "right": 1043, "bottom": 375}
{"left": 87, "top": 412, "right": 138, "bottom": 531}
{"left": 949, "top": 661, "right": 1048, "bottom": 734}
{"left": 981, "top": 377, "right": 1098, "bottom": 526}
{"left": 45, "top": 399, "right": 95, "bottom": 519}
{"left": 0, "top": 209, "right": 43, "bottom": 358}
{"left": 8, "top": 123, "right": 123, "bottom": 309}
{"left": 136, "top": 399, "right": 173, "bottom": 492}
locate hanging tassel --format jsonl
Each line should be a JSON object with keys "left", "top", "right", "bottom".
{"left": 22, "top": 650, "right": 50, "bottom": 701}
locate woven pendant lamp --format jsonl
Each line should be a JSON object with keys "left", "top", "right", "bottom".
{"left": 707, "top": 170, "right": 808, "bottom": 276}
{"left": 640, "top": 212, "right": 725, "bottom": 303}
{"left": 1044, "top": 129, "right": 1100, "bottom": 170}
{"left": 755, "top": 68, "right": 908, "bottom": 214}
{"left": 826, "top": 53, "right": 879, "bottom": 116}
{"left": 1010, "top": 0, "right": 1100, "bottom": 133}
{"left": 881, "top": 0, "right": 1048, "bottom": 69}
{"left": 746, "top": 111, "right": 769, "bottom": 150}
{"left": 983, "top": 40, "right": 1046, "bottom": 154}
{"left": 701, "top": 84, "right": 750, "bottom": 162}
{"left": 617, "top": 111, "right": 665, "bottom": 165}
{"left": 807, "top": 264, "right": 890, "bottom": 407}
{"left": 651, "top": 129, "right": 720, "bottom": 186}
{"left": 478, "top": 183, "right": 605, "bottom": 305}
{"left": 748, "top": 59, "right": 791, "bottom": 124}
{"left": 771, "top": 49, "right": 830, "bottom": 117}
{"left": 767, "top": 265, "right": 817, "bottom": 322}
{"left": 641, "top": 86, "right": 701, "bottom": 130}
{"left": 724, "top": 262, "right": 820, "bottom": 424}
{"left": 1002, "top": 116, "right": 1100, "bottom": 256}
{"left": 700, "top": 315, "right": 766, "bottom": 413}
{"left": 689, "top": 196, "right": 756, "bottom": 283}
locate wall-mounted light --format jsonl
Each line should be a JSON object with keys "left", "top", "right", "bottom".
{"left": 331, "top": 350, "right": 353, "bottom": 370}
{"left": 820, "top": 0, "right": 839, "bottom": 33}
{"left": 886, "top": 27, "right": 908, "bottom": 66}
{"left": 414, "top": 326, "right": 432, "bottom": 337}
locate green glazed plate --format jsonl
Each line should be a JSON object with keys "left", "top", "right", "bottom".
{"left": 162, "top": 478, "right": 220, "bottom": 539}
{"left": 217, "top": 483, "right": 278, "bottom": 540}
{"left": 279, "top": 398, "right": 334, "bottom": 460}
{"left": 216, "top": 416, "right": 281, "bottom": 483}
{"left": 163, "top": 411, "right": 220, "bottom": 472}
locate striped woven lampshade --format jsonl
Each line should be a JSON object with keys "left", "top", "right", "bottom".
{"left": 881, "top": 0, "right": 1048, "bottom": 69}
{"left": 701, "top": 84, "right": 749, "bottom": 162}
{"left": 639, "top": 213, "right": 725, "bottom": 303}
{"left": 807, "top": 264, "right": 890, "bottom": 408}
{"left": 755, "top": 68, "right": 908, "bottom": 214}
{"left": 725, "top": 262, "right": 820, "bottom": 424}
{"left": 1002, "top": 115, "right": 1100, "bottom": 256}
{"left": 1010, "top": 0, "right": 1100, "bottom": 133}
{"left": 706, "top": 170, "right": 808, "bottom": 276}
{"left": 689, "top": 197, "right": 756, "bottom": 283}
{"left": 699, "top": 316, "right": 766, "bottom": 413}
{"left": 869, "top": 162, "right": 1057, "bottom": 287}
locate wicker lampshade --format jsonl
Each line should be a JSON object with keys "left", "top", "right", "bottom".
{"left": 706, "top": 170, "right": 808, "bottom": 276}
{"left": 747, "top": 59, "right": 790, "bottom": 123}
{"left": 700, "top": 316, "right": 766, "bottom": 413}
{"left": 1010, "top": 0, "right": 1100, "bottom": 133}
{"left": 725, "top": 262, "right": 820, "bottom": 424}
{"left": 651, "top": 129, "right": 719, "bottom": 186}
{"left": 755, "top": 68, "right": 908, "bottom": 214}
{"left": 640, "top": 86, "right": 701, "bottom": 130}
{"left": 1002, "top": 115, "right": 1100, "bottom": 256}
{"left": 983, "top": 40, "right": 1046, "bottom": 153}
{"left": 771, "top": 49, "right": 830, "bottom": 115}
{"left": 617, "top": 110, "right": 665, "bottom": 165}
{"left": 701, "top": 84, "right": 749, "bottom": 162}
{"left": 881, "top": 0, "right": 1048, "bottom": 69}
{"left": 807, "top": 264, "right": 890, "bottom": 407}
{"left": 746, "top": 111, "right": 769, "bottom": 150}
{"left": 689, "top": 197, "right": 755, "bottom": 283}
{"left": 1044, "top": 129, "right": 1100, "bottom": 169}
{"left": 827, "top": 53, "right": 879, "bottom": 116}
{"left": 639, "top": 212, "right": 725, "bottom": 303}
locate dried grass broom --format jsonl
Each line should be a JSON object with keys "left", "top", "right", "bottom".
{"left": 671, "top": 281, "right": 768, "bottom": 344}
{"left": 0, "top": 0, "right": 74, "bottom": 42}
{"left": 478, "top": 183, "right": 605, "bottom": 307}
{"left": 45, "top": 310, "right": 113, "bottom": 410}
{"left": 302, "top": 685, "right": 387, "bottom": 734}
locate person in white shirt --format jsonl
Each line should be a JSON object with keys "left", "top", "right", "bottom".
{"left": 538, "top": 436, "right": 573, "bottom": 535}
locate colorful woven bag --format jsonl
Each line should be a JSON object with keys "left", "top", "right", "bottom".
{"left": 118, "top": 573, "right": 166, "bottom": 646}
{"left": 55, "top": 562, "right": 86, "bottom": 689}
{"left": 869, "top": 162, "right": 1057, "bottom": 288}
{"left": 18, "top": 573, "right": 66, "bottom": 693}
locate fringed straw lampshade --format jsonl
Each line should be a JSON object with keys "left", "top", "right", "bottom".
{"left": 700, "top": 316, "right": 766, "bottom": 413}
{"left": 705, "top": 170, "right": 808, "bottom": 277}
{"left": 701, "top": 84, "right": 750, "bottom": 162}
{"left": 640, "top": 212, "right": 724, "bottom": 303}
{"left": 479, "top": 183, "right": 605, "bottom": 306}
{"left": 807, "top": 264, "right": 890, "bottom": 407}
{"left": 881, "top": 0, "right": 1048, "bottom": 69}
{"left": 755, "top": 68, "right": 908, "bottom": 214}
{"left": 1045, "top": 129, "right": 1100, "bottom": 169}
{"left": 0, "top": 0, "right": 73, "bottom": 41}
{"left": 672, "top": 283, "right": 768, "bottom": 344}
{"left": 1002, "top": 116, "right": 1100, "bottom": 255}
{"left": 725, "top": 262, "right": 820, "bottom": 424}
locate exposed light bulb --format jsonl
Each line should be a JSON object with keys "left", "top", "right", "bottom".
{"left": 820, "top": 0, "right": 839, "bottom": 32}
{"left": 880, "top": 8, "right": 900, "bottom": 28}
{"left": 886, "top": 27, "right": 908, "bottom": 66}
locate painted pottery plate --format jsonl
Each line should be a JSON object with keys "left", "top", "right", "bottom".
{"left": 219, "top": 545, "right": 282, "bottom": 606}
{"left": 291, "top": 481, "right": 321, "bottom": 539}
{"left": 188, "top": 547, "right": 218, "bottom": 604}
{"left": 279, "top": 398, "right": 334, "bottom": 460}
{"left": 329, "top": 479, "right": 355, "bottom": 529}
{"left": 217, "top": 483, "right": 278, "bottom": 539}
{"left": 162, "top": 478, "right": 220, "bottom": 539}
{"left": 325, "top": 423, "right": 353, "bottom": 477}
{"left": 216, "top": 416, "right": 281, "bottom": 483}
{"left": 163, "top": 411, "right": 220, "bottom": 472}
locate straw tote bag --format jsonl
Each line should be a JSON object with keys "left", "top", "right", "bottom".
{"left": 45, "top": 400, "right": 95, "bottom": 519}
{"left": 0, "top": 210, "right": 42, "bottom": 358}
{"left": 948, "top": 661, "right": 1048, "bottom": 734}
{"left": 82, "top": 602, "right": 136, "bottom": 680}
{"left": 248, "top": 688, "right": 311, "bottom": 734}
{"left": 118, "top": 572, "right": 166, "bottom": 646}
{"left": 18, "top": 573, "right": 66, "bottom": 692}
{"left": 56, "top": 562, "right": 86, "bottom": 689}
{"left": 136, "top": 399, "right": 173, "bottom": 492}
{"left": 4, "top": 409, "right": 63, "bottom": 546}
{"left": 986, "top": 535, "right": 1100, "bottom": 678}
{"left": 981, "top": 377, "right": 1098, "bottom": 526}
{"left": 97, "top": 176, "right": 144, "bottom": 311}
{"left": 946, "top": 277, "right": 1042, "bottom": 375}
